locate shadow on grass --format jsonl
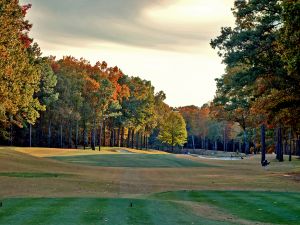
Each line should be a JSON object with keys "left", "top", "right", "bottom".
{"left": 49, "top": 154, "right": 217, "bottom": 168}
{"left": 0, "top": 172, "right": 68, "bottom": 178}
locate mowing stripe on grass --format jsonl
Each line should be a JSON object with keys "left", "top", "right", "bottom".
{"left": 78, "top": 198, "right": 109, "bottom": 225}
{"left": 222, "top": 191, "right": 292, "bottom": 224}
{"left": 0, "top": 198, "right": 56, "bottom": 225}
{"left": 151, "top": 190, "right": 300, "bottom": 225}
{"left": 103, "top": 198, "right": 131, "bottom": 225}
{"left": 23, "top": 198, "right": 75, "bottom": 225}
{"left": 46, "top": 198, "right": 98, "bottom": 225}
{"left": 196, "top": 191, "right": 297, "bottom": 224}
{"left": 50, "top": 154, "right": 215, "bottom": 168}
{"left": 250, "top": 192, "right": 300, "bottom": 223}
{"left": 144, "top": 198, "right": 229, "bottom": 225}
{"left": 126, "top": 199, "right": 154, "bottom": 225}
{"left": 0, "top": 198, "right": 232, "bottom": 225}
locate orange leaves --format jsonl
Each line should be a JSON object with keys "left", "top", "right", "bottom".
{"left": 55, "top": 56, "right": 130, "bottom": 107}
{"left": 106, "top": 66, "right": 126, "bottom": 101}
{"left": 120, "top": 84, "right": 130, "bottom": 99}
{"left": 178, "top": 105, "right": 211, "bottom": 137}
{"left": 21, "top": 4, "right": 32, "bottom": 16}
{"left": 84, "top": 76, "right": 100, "bottom": 92}
{"left": 19, "top": 33, "right": 32, "bottom": 48}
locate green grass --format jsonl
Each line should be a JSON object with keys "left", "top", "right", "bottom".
{"left": 152, "top": 190, "right": 300, "bottom": 224}
{"left": 49, "top": 154, "right": 215, "bottom": 168}
{"left": 2, "top": 192, "right": 299, "bottom": 224}
{"left": 0, "top": 172, "right": 66, "bottom": 178}
{"left": 0, "top": 198, "right": 229, "bottom": 225}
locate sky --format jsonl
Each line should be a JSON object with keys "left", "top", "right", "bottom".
{"left": 20, "top": 0, "right": 235, "bottom": 107}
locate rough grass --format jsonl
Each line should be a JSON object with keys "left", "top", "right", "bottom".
{"left": 49, "top": 154, "right": 215, "bottom": 168}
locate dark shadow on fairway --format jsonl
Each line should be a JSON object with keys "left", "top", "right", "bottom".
{"left": 49, "top": 154, "right": 216, "bottom": 168}
{"left": 0, "top": 172, "right": 67, "bottom": 178}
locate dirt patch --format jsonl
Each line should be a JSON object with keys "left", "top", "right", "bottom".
{"left": 288, "top": 173, "right": 300, "bottom": 182}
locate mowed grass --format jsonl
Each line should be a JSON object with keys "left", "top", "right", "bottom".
{"left": 0, "top": 198, "right": 229, "bottom": 225}
{"left": 1, "top": 191, "right": 300, "bottom": 224}
{"left": 153, "top": 190, "right": 300, "bottom": 224}
{"left": 49, "top": 154, "right": 215, "bottom": 168}
{"left": 1, "top": 147, "right": 300, "bottom": 224}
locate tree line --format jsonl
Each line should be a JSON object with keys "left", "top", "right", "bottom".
{"left": 209, "top": 0, "right": 300, "bottom": 161}
{"left": 0, "top": 0, "right": 188, "bottom": 150}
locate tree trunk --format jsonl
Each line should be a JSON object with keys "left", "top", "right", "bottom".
{"left": 223, "top": 126, "right": 226, "bottom": 152}
{"left": 261, "top": 124, "right": 266, "bottom": 165}
{"left": 289, "top": 130, "right": 292, "bottom": 161}
{"left": 48, "top": 121, "right": 51, "bottom": 147}
{"left": 113, "top": 128, "right": 115, "bottom": 147}
{"left": 296, "top": 137, "right": 300, "bottom": 156}
{"left": 253, "top": 128, "right": 256, "bottom": 154}
{"left": 99, "top": 121, "right": 103, "bottom": 151}
{"left": 145, "top": 135, "right": 148, "bottom": 150}
{"left": 75, "top": 121, "right": 78, "bottom": 149}
{"left": 120, "top": 127, "right": 124, "bottom": 147}
{"left": 136, "top": 131, "right": 139, "bottom": 149}
{"left": 110, "top": 128, "right": 113, "bottom": 147}
{"left": 192, "top": 135, "right": 195, "bottom": 150}
{"left": 284, "top": 139, "right": 287, "bottom": 155}
{"left": 127, "top": 128, "right": 131, "bottom": 148}
{"left": 29, "top": 124, "right": 32, "bottom": 147}
{"left": 56, "top": 129, "right": 59, "bottom": 147}
{"left": 60, "top": 124, "right": 63, "bottom": 148}
{"left": 278, "top": 127, "right": 283, "bottom": 162}
{"left": 206, "top": 138, "right": 209, "bottom": 150}
{"left": 275, "top": 128, "right": 279, "bottom": 159}
{"left": 91, "top": 117, "right": 96, "bottom": 150}
{"left": 140, "top": 132, "right": 143, "bottom": 150}
{"left": 244, "top": 129, "right": 249, "bottom": 154}
{"left": 131, "top": 129, "right": 135, "bottom": 149}
{"left": 103, "top": 121, "right": 106, "bottom": 147}
{"left": 117, "top": 126, "right": 120, "bottom": 147}
{"left": 69, "top": 123, "right": 72, "bottom": 148}
{"left": 83, "top": 121, "right": 87, "bottom": 150}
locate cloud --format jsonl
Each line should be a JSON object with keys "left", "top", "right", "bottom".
{"left": 22, "top": 0, "right": 234, "bottom": 52}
